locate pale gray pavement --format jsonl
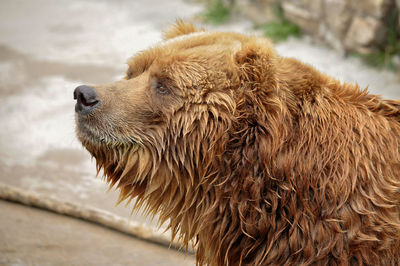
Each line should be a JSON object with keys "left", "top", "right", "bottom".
{"left": 0, "top": 0, "right": 399, "bottom": 265}
{"left": 0, "top": 200, "right": 193, "bottom": 266}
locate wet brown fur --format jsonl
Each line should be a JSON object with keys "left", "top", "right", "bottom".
{"left": 76, "top": 21, "right": 400, "bottom": 265}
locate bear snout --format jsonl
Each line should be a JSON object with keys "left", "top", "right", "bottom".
{"left": 74, "top": 85, "right": 101, "bottom": 115}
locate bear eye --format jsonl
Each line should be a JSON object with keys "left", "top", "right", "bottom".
{"left": 153, "top": 82, "right": 169, "bottom": 95}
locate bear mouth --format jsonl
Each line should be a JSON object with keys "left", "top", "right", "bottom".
{"left": 76, "top": 119, "right": 141, "bottom": 148}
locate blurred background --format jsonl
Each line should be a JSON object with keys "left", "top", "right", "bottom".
{"left": 0, "top": 0, "right": 399, "bottom": 265}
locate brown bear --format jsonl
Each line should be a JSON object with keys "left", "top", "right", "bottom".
{"left": 74, "top": 21, "right": 400, "bottom": 265}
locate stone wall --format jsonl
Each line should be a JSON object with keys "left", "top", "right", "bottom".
{"left": 230, "top": 0, "right": 400, "bottom": 53}
{"left": 281, "top": 0, "right": 397, "bottom": 53}
{"left": 234, "top": 0, "right": 280, "bottom": 24}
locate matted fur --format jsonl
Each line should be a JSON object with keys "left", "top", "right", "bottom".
{"left": 76, "top": 22, "right": 400, "bottom": 265}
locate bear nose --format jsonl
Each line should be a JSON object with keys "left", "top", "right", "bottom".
{"left": 74, "top": 85, "right": 100, "bottom": 115}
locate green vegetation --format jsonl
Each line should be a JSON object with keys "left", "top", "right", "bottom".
{"left": 354, "top": 11, "right": 400, "bottom": 71}
{"left": 203, "top": 0, "right": 232, "bottom": 25}
{"left": 262, "top": 20, "right": 301, "bottom": 42}
{"left": 258, "top": 6, "right": 301, "bottom": 43}
{"left": 203, "top": 1, "right": 300, "bottom": 41}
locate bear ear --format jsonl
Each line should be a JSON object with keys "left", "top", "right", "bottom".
{"left": 163, "top": 20, "right": 203, "bottom": 40}
{"left": 234, "top": 39, "right": 277, "bottom": 84}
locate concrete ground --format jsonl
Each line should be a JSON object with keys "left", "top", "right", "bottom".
{"left": 0, "top": 200, "right": 194, "bottom": 266}
{"left": 0, "top": 0, "right": 399, "bottom": 265}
